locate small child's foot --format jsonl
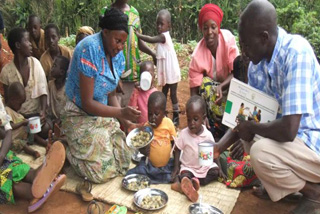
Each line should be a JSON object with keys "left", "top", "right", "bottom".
{"left": 171, "top": 181, "right": 183, "bottom": 193}
{"left": 181, "top": 177, "right": 199, "bottom": 202}
{"left": 192, "top": 177, "right": 200, "bottom": 191}
{"left": 32, "top": 151, "right": 41, "bottom": 159}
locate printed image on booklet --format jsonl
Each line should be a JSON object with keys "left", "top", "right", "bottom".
{"left": 222, "top": 78, "right": 279, "bottom": 130}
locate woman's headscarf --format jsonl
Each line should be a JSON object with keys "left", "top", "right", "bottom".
{"left": 99, "top": 7, "right": 128, "bottom": 34}
{"left": 198, "top": 4, "right": 224, "bottom": 31}
{"left": 76, "top": 26, "right": 95, "bottom": 37}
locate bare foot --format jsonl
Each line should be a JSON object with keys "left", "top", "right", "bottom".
{"left": 32, "top": 151, "right": 41, "bottom": 159}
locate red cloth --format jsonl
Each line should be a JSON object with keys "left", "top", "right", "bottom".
{"left": 198, "top": 4, "right": 224, "bottom": 31}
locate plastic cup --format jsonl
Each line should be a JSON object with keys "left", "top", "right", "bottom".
{"left": 140, "top": 72, "right": 152, "bottom": 91}
{"left": 198, "top": 141, "right": 214, "bottom": 166}
{"left": 28, "top": 116, "right": 41, "bottom": 134}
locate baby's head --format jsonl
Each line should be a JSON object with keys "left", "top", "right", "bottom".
{"left": 148, "top": 91, "right": 166, "bottom": 128}
{"left": 140, "top": 61, "right": 155, "bottom": 90}
{"left": 7, "top": 82, "right": 26, "bottom": 111}
{"left": 186, "top": 95, "right": 206, "bottom": 135}
{"left": 51, "top": 55, "right": 70, "bottom": 80}
{"left": 156, "top": 9, "right": 171, "bottom": 34}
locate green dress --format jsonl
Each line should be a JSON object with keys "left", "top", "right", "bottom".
{"left": 0, "top": 150, "right": 30, "bottom": 204}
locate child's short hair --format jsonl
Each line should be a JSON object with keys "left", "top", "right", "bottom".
{"left": 140, "top": 61, "right": 154, "bottom": 71}
{"left": 55, "top": 55, "right": 70, "bottom": 74}
{"left": 8, "top": 82, "right": 25, "bottom": 100}
{"left": 158, "top": 9, "right": 171, "bottom": 23}
{"left": 8, "top": 27, "right": 27, "bottom": 54}
{"left": 186, "top": 95, "right": 206, "bottom": 115}
{"left": 28, "top": 14, "right": 41, "bottom": 24}
{"left": 148, "top": 91, "right": 166, "bottom": 111}
{"left": 44, "top": 23, "right": 60, "bottom": 37}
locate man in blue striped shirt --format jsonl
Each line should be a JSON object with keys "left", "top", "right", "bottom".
{"left": 216, "top": 0, "right": 320, "bottom": 213}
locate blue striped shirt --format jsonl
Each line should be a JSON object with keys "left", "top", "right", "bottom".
{"left": 248, "top": 27, "right": 320, "bottom": 155}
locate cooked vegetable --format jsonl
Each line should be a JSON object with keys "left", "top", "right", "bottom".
{"left": 131, "top": 131, "right": 151, "bottom": 147}
{"left": 140, "top": 195, "right": 164, "bottom": 209}
{"left": 127, "top": 180, "right": 149, "bottom": 191}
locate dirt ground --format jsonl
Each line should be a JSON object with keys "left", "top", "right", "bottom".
{"left": 0, "top": 80, "right": 297, "bottom": 214}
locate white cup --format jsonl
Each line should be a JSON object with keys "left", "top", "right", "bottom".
{"left": 198, "top": 141, "right": 214, "bottom": 166}
{"left": 140, "top": 71, "right": 152, "bottom": 91}
{"left": 28, "top": 116, "right": 41, "bottom": 134}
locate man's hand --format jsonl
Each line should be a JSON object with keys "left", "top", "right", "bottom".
{"left": 230, "top": 140, "right": 244, "bottom": 160}
{"left": 233, "top": 120, "right": 255, "bottom": 142}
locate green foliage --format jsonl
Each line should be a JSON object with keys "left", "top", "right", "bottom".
{"left": 277, "top": 1, "right": 320, "bottom": 59}
{"left": 59, "top": 34, "right": 76, "bottom": 48}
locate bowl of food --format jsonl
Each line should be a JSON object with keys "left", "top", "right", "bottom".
{"left": 133, "top": 188, "right": 168, "bottom": 211}
{"left": 122, "top": 174, "right": 150, "bottom": 192}
{"left": 189, "top": 203, "right": 223, "bottom": 214}
{"left": 126, "top": 126, "right": 154, "bottom": 149}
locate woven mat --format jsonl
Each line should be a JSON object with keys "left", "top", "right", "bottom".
{"left": 17, "top": 145, "right": 240, "bottom": 214}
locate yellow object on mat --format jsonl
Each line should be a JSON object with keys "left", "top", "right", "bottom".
{"left": 17, "top": 145, "right": 240, "bottom": 214}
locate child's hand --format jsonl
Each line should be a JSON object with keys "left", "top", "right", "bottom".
{"left": 139, "top": 144, "right": 150, "bottom": 157}
{"left": 22, "top": 119, "right": 29, "bottom": 126}
{"left": 134, "top": 81, "right": 142, "bottom": 90}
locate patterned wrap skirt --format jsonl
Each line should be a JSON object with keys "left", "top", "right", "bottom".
{"left": 61, "top": 100, "right": 133, "bottom": 183}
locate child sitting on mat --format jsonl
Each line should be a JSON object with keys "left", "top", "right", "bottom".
{"left": 5, "top": 82, "right": 47, "bottom": 156}
{"left": 126, "top": 91, "right": 177, "bottom": 184}
{"left": 128, "top": 60, "right": 157, "bottom": 124}
{"left": 171, "top": 95, "right": 225, "bottom": 202}
{"left": 0, "top": 95, "right": 66, "bottom": 212}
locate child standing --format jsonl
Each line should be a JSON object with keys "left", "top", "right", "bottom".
{"left": 135, "top": 9, "right": 181, "bottom": 126}
{"left": 126, "top": 91, "right": 177, "bottom": 184}
{"left": 128, "top": 61, "right": 157, "bottom": 124}
{"left": 47, "top": 56, "right": 69, "bottom": 126}
{"left": 171, "top": 95, "right": 223, "bottom": 202}
{"left": 5, "top": 82, "right": 47, "bottom": 154}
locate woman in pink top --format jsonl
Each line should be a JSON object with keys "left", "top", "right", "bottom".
{"left": 188, "top": 4, "right": 239, "bottom": 140}
{"left": 171, "top": 96, "right": 224, "bottom": 202}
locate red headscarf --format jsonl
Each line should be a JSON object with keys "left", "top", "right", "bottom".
{"left": 198, "top": 4, "right": 224, "bottom": 31}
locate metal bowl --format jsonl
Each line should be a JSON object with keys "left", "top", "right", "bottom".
{"left": 126, "top": 126, "right": 154, "bottom": 149}
{"left": 189, "top": 203, "right": 224, "bottom": 214}
{"left": 122, "top": 174, "right": 151, "bottom": 192}
{"left": 131, "top": 150, "right": 145, "bottom": 163}
{"left": 133, "top": 188, "right": 168, "bottom": 211}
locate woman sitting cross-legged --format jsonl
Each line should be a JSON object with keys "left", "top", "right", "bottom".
{"left": 61, "top": 8, "right": 141, "bottom": 183}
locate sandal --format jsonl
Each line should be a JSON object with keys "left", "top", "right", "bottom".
{"left": 28, "top": 174, "right": 66, "bottom": 213}
{"left": 76, "top": 177, "right": 94, "bottom": 202}
{"left": 32, "top": 141, "right": 66, "bottom": 199}
{"left": 87, "top": 200, "right": 106, "bottom": 214}
{"left": 181, "top": 177, "right": 199, "bottom": 202}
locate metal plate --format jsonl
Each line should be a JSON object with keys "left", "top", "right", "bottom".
{"left": 122, "top": 174, "right": 150, "bottom": 192}
{"left": 133, "top": 188, "right": 168, "bottom": 211}
{"left": 126, "top": 126, "right": 154, "bottom": 149}
{"left": 189, "top": 203, "right": 224, "bottom": 214}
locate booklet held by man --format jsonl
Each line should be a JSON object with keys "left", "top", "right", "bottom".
{"left": 222, "top": 78, "right": 279, "bottom": 131}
